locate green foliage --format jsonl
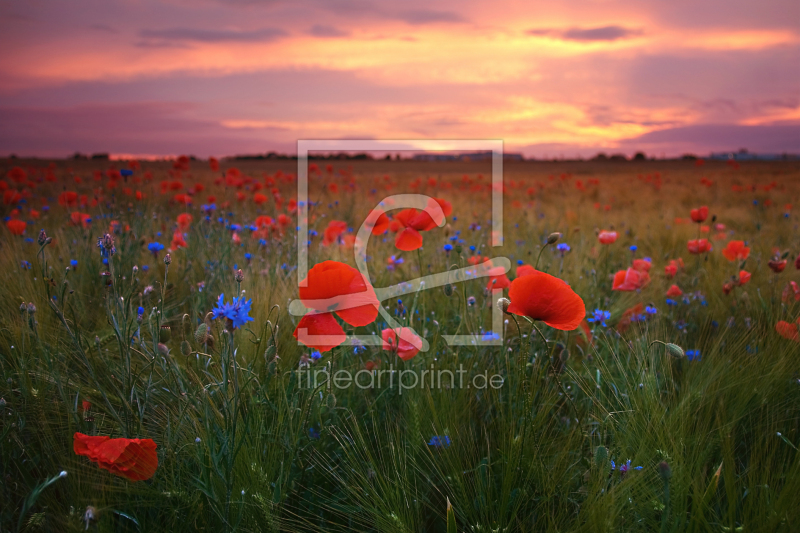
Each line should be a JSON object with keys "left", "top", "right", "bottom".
{"left": 1, "top": 159, "right": 800, "bottom": 532}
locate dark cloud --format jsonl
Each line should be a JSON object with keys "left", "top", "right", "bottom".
{"left": 527, "top": 25, "right": 642, "bottom": 41}
{"left": 620, "top": 123, "right": 800, "bottom": 153}
{"left": 396, "top": 10, "right": 466, "bottom": 25}
{"left": 139, "top": 27, "right": 287, "bottom": 43}
{"left": 0, "top": 103, "right": 291, "bottom": 157}
{"left": 308, "top": 24, "right": 350, "bottom": 37}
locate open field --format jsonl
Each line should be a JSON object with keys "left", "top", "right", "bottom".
{"left": 2, "top": 157, "right": 800, "bottom": 532}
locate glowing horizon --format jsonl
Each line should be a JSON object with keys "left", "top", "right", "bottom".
{"left": 1, "top": 0, "right": 798, "bottom": 158}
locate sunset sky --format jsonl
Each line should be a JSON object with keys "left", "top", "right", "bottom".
{"left": 1, "top": 0, "right": 798, "bottom": 159}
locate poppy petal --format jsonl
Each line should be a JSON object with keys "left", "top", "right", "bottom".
{"left": 507, "top": 271, "right": 585, "bottom": 330}
{"left": 395, "top": 227, "right": 423, "bottom": 251}
{"left": 293, "top": 312, "right": 346, "bottom": 352}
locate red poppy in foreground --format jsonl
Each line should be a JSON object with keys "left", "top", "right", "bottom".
{"left": 687, "top": 239, "right": 712, "bottom": 254}
{"left": 721, "top": 240, "right": 750, "bottom": 261}
{"left": 775, "top": 319, "right": 800, "bottom": 342}
{"left": 293, "top": 261, "right": 379, "bottom": 352}
{"left": 690, "top": 206, "right": 708, "bottom": 223}
{"left": 74, "top": 432, "right": 158, "bottom": 481}
{"left": 6, "top": 219, "right": 26, "bottom": 235}
{"left": 381, "top": 327, "right": 423, "bottom": 361}
{"left": 598, "top": 230, "right": 617, "bottom": 244}
{"left": 394, "top": 208, "right": 439, "bottom": 251}
{"left": 612, "top": 267, "right": 650, "bottom": 291}
{"left": 507, "top": 270, "right": 585, "bottom": 330}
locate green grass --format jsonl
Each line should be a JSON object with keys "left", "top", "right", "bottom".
{"left": 2, "top": 158, "right": 800, "bottom": 532}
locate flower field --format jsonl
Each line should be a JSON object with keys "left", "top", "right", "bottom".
{"left": 2, "top": 156, "right": 800, "bottom": 532}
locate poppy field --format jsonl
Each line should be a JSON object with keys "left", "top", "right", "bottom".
{"left": 2, "top": 156, "right": 800, "bottom": 532}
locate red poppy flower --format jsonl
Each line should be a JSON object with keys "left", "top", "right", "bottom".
{"left": 293, "top": 261, "right": 379, "bottom": 352}
{"left": 507, "top": 270, "right": 585, "bottom": 330}
{"left": 768, "top": 259, "right": 787, "bottom": 273}
{"left": 322, "top": 220, "right": 348, "bottom": 246}
{"left": 632, "top": 259, "right": 651, "bottom": 272}
{"left": 516, "top": 264, "right": 535, "bottom": 278}
{"left": 364, "top": 210, "right": 390, "bottom": 235}
{"left": 171, "top": 231, "right": 187, "bottom": 249}
{"left": 687, "top": 239, "right": 712, "bottom": 254}
{"left": 666, "top": 284, "right": 683, "bottom": 297}
{"left": 209, "top": 157, "right": 219, "bottom": 172}
{"left": 612, "top": 268, "right": 650, "bottom": 291}
{"left": 485, "top": 261, "right": 510, "bottom": 291}
{"left": 381, "top": 327, "right": 423, "bottom": 361}
{"left": 617, "top": 303, "right": 645, "bottom": 333}
{"left": 775, "top": 319, "right": 800, "bottom": 342}
{"left": 393, "top": 208, "right": 440, "bottom": 251}
{"left": 58, "top": 191, "right": 78, "bottom": 207}
{"left": 796, "top": 255, "right": 800, "bottom": 270}
{"left": 177, "top": 213, "right": 193, "bottom": 231}
{"left": 664, "top": 260, "right": 678, "bottom": 278}
{"left": 6, "top": 219, "right": 26, "bottom": 235}
{"left": 783, "top": 281, "right": 800, "bottom": 302}
{"left": 74, "top": 432, "right": 158, "bottom": 481}
{"left": 690, "top": 206, "right": 708, "bottom": 223}
{"left": 721, "top": 240, "right": 750, "bottom": 261}
{"left": 737, "top": 270, "right": 751, "bottom": 286}
{"left": 598, "top": 230, "right": 617, "bottom": 244}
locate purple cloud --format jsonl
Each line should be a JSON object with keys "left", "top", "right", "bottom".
{"left": 527, "top": 25, "right": 642, "bottom": 41}
{"left": 139, "top": 27, "right": 287, "bottom": 43}
{"left": 308, "top": 24, "right": 350, "bottom": 37}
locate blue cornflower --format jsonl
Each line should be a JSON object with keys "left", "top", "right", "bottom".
{"left": 443, "top": 244, "right": 453, "bottom": 252}
{"left": 212, "top": 293, "right": 254, "bottom": 329}
{"left": 21, "top": 260, "right": 31, "bottom": 270}
{"left": 666, "top": 298, "right": 677, "bottom": 306}
{"left": 428, "top": 436, "right": 451, "bottom": 448}
{"left": 629, "top": 245, "right": 638, "bottom": 252}
{"left": 309, "top": 427, "right": 320, "bottom": 440}
{"left": 645, "top": 305, "right": 657, "bottom": 315}
{"left": 686, "top": 349, "right": 701, "bottom": 361}
{"left": 120, "top": 169, "right": 133, "bottom": 177}
{"left": 310, "top": 350, "right": 322, "bottom": 361}
{"left": 244, "top": 253, "right": 252, "bottom": 261}
{"left": 70, "top": 259, "right": 78, "bottom": 268}
{"left": 147, "top": 242, "right": 165, "bottom": 255}
{"left": 137, "top": 306, "right": 145, "bottom": 316}
{"left": 482, "top": 331, "right": 500, "bottom": 341}
{"left": 587, "top": 309, "right": 611, "bottom": 327}
{"left": 142, "top": 265, "right": 149, "bottom": 272}
{"left": 556, "top": 243, "right": 571, "bottom": 253}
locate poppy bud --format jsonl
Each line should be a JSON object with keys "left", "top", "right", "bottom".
{"left": 547, "top": 232, "right": 562, "bottom": 244}
{"left": 194, "top": 323, "right": 208, "bottom": 344}
{"left": 658, "top": 461, "right": 672, "bottom": 480}
{"left": 497, "top": 297, "right": 511, "bottom": 314}
{"left": 157, "top": 343, "right": 170, "bottom": 356}
{"left": 164, "top": 253, "right": 172, "bottom": 265}
{"left": 444, "top": 284, "right": 454, "bottom": 296}
{"left": 27, "top": 302, "right": 36, "bottom": 314}
{"left": 160, "top": 326, "right": 171, "bottom": 343}
{"left": 180, "top": 340, "right": 192, "bottom": 356}
{"left": 235, "top": 268, "right": 244, "bottom": 283}
{"left": 665, "top": 343, "right": 685, "bottom": 358}
{"left": 455, "top": 245, "right": 462, "bottom": 254}
{"left": 37, "top": 229, "right": 48, "bottom": 245}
